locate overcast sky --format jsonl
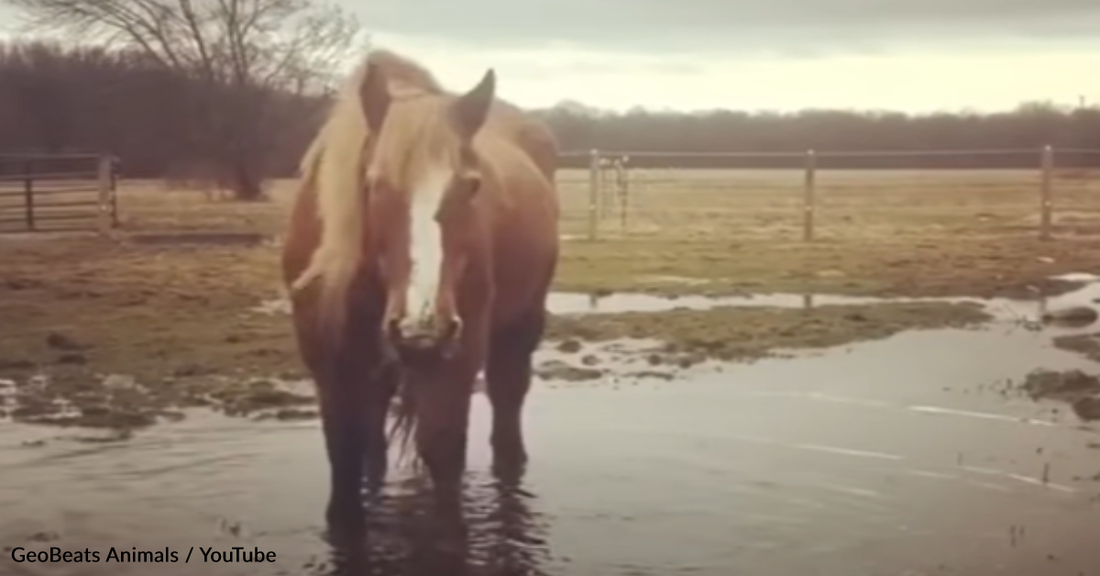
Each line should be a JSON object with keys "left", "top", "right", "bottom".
{"left": 3, "top": 0, "right": 1100, "bottom": 112}
{"left": 353, "top": 0, "right": 1100, "bottom": 112}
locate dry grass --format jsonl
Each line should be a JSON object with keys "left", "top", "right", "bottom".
{"left": 3, "top": 168, "right": 1100, "bottom": 428}
{"left": 102, "top": 168, "right": 1100, "bottom": 298}
{"left": 559, "top": 168, "right": 1100, "bottom": 298}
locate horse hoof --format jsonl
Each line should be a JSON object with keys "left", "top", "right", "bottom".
{"left": 491, "top": 442, "right": 528, "bottom": 479}
{"left": 325, "top": 502, "right": 366, "bottom": 542}
{"left": 492, "top": 458, "right": 527, "bottom": 483}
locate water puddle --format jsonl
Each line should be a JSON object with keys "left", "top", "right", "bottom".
{"left": 3, "top": 318, "right": 1100, "bottom": 575}
{"left": 254, "top": 291, "right": 974, "bottom": 318}
{"left": 249, "top": 274, "right": 1100, "bottom": 328}
{"left": 547, "top": 280, "right": 1100, "bottom": 323}
{"left": 7, "top": 276, "right": 1100, "bottom": 574}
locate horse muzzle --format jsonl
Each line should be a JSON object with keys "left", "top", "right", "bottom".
{"left": 385, "top": 314, "right": 463, "bottom": 360}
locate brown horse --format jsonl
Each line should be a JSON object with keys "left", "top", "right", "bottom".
{"left": 281, "top": 49, "right": 559, "bottom": 530}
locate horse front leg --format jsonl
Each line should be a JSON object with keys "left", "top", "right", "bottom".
{"left": 318, "top": 370, "right": 370, "bottom": 535}
{"left": 317, "top": 333, "right": 392, "bottom": 536}
{"left": 484, "top": 309, "right": 545, "bottom": 477}
{"left": 363, "top": 361, "right": 399, "bottom": 493}
{"left": 401, "top": 363, "right": 476, "bottom": 513}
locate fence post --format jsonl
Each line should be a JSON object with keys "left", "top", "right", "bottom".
{"left": 22, "top": 160, "right": 34, "bottom": 231}
{"left": 587, "top": 149, "right": 600, "bottom": 241}
{"left": 803, "top": 149, "right": 816, "bottom": 241}
{"left": 97, "top": 154, "right": 114, "bottom": 234}
{"left": 1039, "top": 145, "right": 1053, "bottom": 240}
{"left": 110, "top": 156, "right": 119, "bottom": 228}
{"left": 618, "top": 155, "right": 630, "bottom": 234}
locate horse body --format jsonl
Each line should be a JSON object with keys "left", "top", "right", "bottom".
{"left": 280, "top": 49, "right": 558, "bottom": 529}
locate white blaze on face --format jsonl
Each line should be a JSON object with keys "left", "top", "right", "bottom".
{"left": 402, "top": 163, "right": 452, "bottom": 333}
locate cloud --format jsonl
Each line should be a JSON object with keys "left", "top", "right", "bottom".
{"left": 349, "top": 0, "right": 1100, "bottom": 54}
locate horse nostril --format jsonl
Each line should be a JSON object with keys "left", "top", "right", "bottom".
{"left": 444, "top": 316, "right": 463, "bottom": 341}
{"left": 385, "top": 317, "right": 402, "bottom": 340}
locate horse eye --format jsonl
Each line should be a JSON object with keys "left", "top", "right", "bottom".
{"left": 456, "top": 176, "right": 480, "bottom": 198}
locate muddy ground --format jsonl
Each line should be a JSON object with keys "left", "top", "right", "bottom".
{"left": 0, "top": 236, "right": 1000, "bottom": 428}
{"left": 0, "top": 233, "right": 1092, "bottom": 432}
{"left": 4, "top": 316, "right": 1100, "bottom": 576}
{"left": 5, "top": 173, "right": 1100, "bottom": 430}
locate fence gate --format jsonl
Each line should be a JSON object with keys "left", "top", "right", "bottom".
{"left": 0, "top": 154, "right": 118, "bottom": 234}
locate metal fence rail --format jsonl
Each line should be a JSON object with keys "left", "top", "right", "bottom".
{"left": 0, "top": 154, "right": 119, "bottom": 234}
{"left": 565, "top": 146, "right": 1100, "bottom": 241}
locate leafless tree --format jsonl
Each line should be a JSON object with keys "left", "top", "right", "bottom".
{"left": 6, "top": 0, "right": 363, "bottom": 200}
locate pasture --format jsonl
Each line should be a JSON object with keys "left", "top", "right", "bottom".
{"left": 3, "top": 167, "right": 1100, "bottom": 574}
{"left": 4, "top": 167, "right": 1100, "bottom": 422}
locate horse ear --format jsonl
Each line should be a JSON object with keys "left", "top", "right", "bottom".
{"left": 359, "top": 62, "right": 391, "bottom": 133}
{"left": 450, "top": 68, "right": 495, "bottom": 141}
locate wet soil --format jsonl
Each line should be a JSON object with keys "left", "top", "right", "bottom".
{"left": 1053, "top": 332, "right": 1100, "bottom": 363}
{"left": 0, "top": 296, "right": 988, "bottom": 427}
{"left": 1022, "top": 370, "right": 1100, "bottom": 421}
{"left": 546, "top": 301, "right": 991, "bottom": 367}
{"left": 0, "top": 236, "right": 1030, "bottom": 429}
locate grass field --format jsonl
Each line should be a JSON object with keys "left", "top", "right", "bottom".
{"left": 3, "top": 167, "right": 1100, "bottom": 428}
{"left": 92, "top": 167, "right": 1100, "bottom": 296}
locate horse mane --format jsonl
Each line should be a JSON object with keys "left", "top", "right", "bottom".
{"left": 290, "top": 49, "right": 445, "bottom": 333}
{"left": 365, "top": 49, "right": 444, "bottom": 95}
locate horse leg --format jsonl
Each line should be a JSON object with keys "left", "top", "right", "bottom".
{"left": 363, "top": 362, "right": 398, "bottom": 492}
{"left": 484, "top": 308, "right": 544, "bottom": 475}
{"left": 318, "top": 371, "right": 370, "bottom": 533}
{"left": 318, "top": 349, "right": 389, "bottom": 533}
{"left": 405, "top": 364, "right": 476, "bottom": 513}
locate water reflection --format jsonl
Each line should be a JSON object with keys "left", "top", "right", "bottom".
{"left": 321, "top": 473, "right": 550, "bottom": 576}
{"left": 3, "top": 327, "right": 1100, "bottom": 576}
{"left": 254, "top": 272, "right": 1100, "bottom": 323}
{"left": 549, "top": 275, "right": 1100, "bottom": 321}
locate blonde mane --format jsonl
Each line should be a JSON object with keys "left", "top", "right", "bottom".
{"left": 290, "top": 49, "right": 445, "bottom": 332}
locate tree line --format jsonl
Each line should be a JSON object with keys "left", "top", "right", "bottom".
{"left": 1, "top": 40, "right": 1098, "bottom": 190}
{"left": 2, "top": 0, "right": 359, "bottom": 199}
{"left": 0, "top": 41, "right": 329, "bottom": 185}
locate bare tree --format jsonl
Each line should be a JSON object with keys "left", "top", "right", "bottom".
{"left": 6, "top": 0, "right": 362, "bottom": 200}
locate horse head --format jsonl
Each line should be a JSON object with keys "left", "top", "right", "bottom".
{"left": 357, "top": 62, "right": 497, "bottom": 361}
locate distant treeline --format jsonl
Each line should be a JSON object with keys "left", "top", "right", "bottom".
{"left": 1, "top": 40, "right": 1098, "bottom": 177}
{"left": 0, "top": 42, "right": 327, "bottom": 181}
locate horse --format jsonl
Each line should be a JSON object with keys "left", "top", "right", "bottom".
{"left": 280, "top": 49, "right": 560, "bottom": 531}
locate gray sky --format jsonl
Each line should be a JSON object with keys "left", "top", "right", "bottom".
{"left": 351, "top": 0, "right": 1100, "bottom": 55}
{"left": 352, "top": 0, "right": 1100, "bottom": 112}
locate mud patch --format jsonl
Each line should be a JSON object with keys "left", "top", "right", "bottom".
{"left": 1021, "top": 369, "right": 1100, "bottom": 421}
{"left": 0, "top": 231, "right": 1091, "bottom": 432}
{"left": 1040, "top": 307, "right": 1099, "bottom": 328}
{"left": 1052, "top": 333, "right": 1100, "bottom": 363}
{"left": 546, "top": 301, "right": 993, "bottom": 368}
{"left": 3, "top": 373, "right": 315, "bottom": 430}
{"left": 535, "top": 360, "right": 604, "bottom": 382}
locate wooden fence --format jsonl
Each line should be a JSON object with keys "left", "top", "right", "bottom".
{"left": 0, "top": 154, "right": 118, "bottom": 234}
{"left": 564, "top": 146, "right": 1100, "bottom": 241}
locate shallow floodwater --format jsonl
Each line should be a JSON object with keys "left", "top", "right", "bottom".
{"left": 252, "top": 273, "right": 1100, "bottom": 322}
{"left": 3, "top": 313, "right": 1100, "bottom": 575}
{"left": 548, "top": 276, "right": 1100, "bottom": 319}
